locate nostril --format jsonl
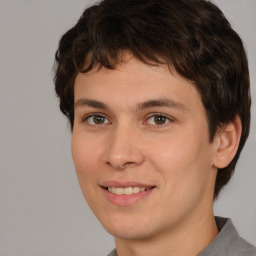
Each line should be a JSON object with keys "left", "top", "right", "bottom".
{"left": 105, "top": 159, "right": 138, "bottom": 170}
{"left": 103, "top": 145, "right": 145, "bottom": 169}
{"left": 123, "top": 162, "right": 135, "bottom": 167}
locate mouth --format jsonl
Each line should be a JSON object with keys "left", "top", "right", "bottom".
{"left": 100, "top": 182, "right": 156, "bottom": 205}
{"left": 104, "top": 186, "right": 154, "bottom": 195}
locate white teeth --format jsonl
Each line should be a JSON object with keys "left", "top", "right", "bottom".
{"left": 133, "top": 187, "right": 140, "bottom": 193}
{"left": 124, "top": 187, "right": 133, "bottom": 195}
{"left": 115, "top": 188, "right": 124, "bottom": 195}
{"left": 108, "top": 186, "right": 147, "bottom": 195}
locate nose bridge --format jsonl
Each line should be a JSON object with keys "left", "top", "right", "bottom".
{"left": 104, "top": 122, "right": 144, "bottom": 169}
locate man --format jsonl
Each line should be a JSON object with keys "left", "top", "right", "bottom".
{"left": 54, "top": 0, "right": 256, "bottom": 255}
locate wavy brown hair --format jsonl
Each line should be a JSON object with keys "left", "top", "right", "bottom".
{"left": 54, "top": 0, "right": 251, "bottom": 199}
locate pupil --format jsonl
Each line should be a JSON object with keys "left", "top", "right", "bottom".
{"left": 94, "top": 115, "right": 104, "bottom": 124}
{"left": 154, "top": 116, "right": 166, "bottom": 125}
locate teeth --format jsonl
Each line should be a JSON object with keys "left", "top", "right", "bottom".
{"left": 108, "top": 186, "right": 147, "bottom": 195}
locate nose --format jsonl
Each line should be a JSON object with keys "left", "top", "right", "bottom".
{"left": 103, "top": 125, "right": 145, "bottom": 170}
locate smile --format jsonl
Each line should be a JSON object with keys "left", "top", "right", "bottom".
{"left": 101, "top": 182, "right": 156, "bottom": 206}
{"left": 108, "top": 186, "right": 148, "bottom": 195}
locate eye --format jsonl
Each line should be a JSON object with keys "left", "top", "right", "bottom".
{"left": 84, "top": 114, "right": 110, "bottom": 125}
{"left": 146, "top": 114, "right": 172, "bottom": 126}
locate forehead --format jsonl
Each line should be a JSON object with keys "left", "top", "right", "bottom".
{"left": 74, "top": 57, "right": 203, "bottom": 112}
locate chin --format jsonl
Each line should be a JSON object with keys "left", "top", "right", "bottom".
{"left": 106, "top": 226, "right": 153, "bottom": 240}
{"left": 99, "top": 214, "right": 160, "bottom": 240}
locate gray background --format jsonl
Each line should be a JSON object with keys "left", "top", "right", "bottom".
{"left": 0, "top": 0, "right": 255, "bottom": 255}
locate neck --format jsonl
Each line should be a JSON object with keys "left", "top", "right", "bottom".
{"left": 114, "top": 210, "right": 218, "bottom": 256}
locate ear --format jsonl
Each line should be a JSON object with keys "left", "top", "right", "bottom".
{"left": 213, "top": 116, "right": 242, "bottom": 169}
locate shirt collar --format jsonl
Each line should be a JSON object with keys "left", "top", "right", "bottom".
{"left": 198, "top": 216, "right": 239, "bottom": 256}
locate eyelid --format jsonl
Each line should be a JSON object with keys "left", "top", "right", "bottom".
{"left": 144, "top": 112, "right": 174, "bottom": 125}
{"left": 82, "top": 112, "right": 111, "bottom": 124}
{"left": 80, "top": 112, "right": 174, "bottom": 127}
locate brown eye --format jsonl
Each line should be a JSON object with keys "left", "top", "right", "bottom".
{"left": 93, "top": 115, "right": 105, "bottom": 124}
{"left": 86, "top": 114, "right": 110, "bottom": 125}
{"left": 146, "top": 114, "right": 172, "bottom": 126}
{"left": 154, "top": 116, "right": 167, "bottom": 125}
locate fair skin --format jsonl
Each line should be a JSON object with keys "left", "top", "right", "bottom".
{"left": 72, "top": 56, "right": 241, "bottom": 256}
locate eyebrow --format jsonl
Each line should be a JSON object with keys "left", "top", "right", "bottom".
{"left": 74, "top": 98, "right": 187, "bottom": 111}
{"left": 74, "top": 98, "right": 108, "bottom": 110}
{"left": 136, "top": 99, "right": 187, "bottom": 111}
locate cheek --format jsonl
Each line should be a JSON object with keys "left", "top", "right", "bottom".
{"left": 71, "top": 133, "right": 101, "bottom": 189}
{"left": 71, "top": 133, "right": 106, "bottom": 214}
{"left": 148, "top": 131, "right": 214, "bottom": 194}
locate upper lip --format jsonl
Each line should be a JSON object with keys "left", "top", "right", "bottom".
{"left": 101, "top": 180, "right": 155, "bottom": 188}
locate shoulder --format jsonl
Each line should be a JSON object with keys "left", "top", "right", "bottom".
{"left": 107, "top": 249, "right": 117, "bottom": 256}
{"left": 218, "top": 217, "right": 256, "bottom": 256}
{"left": 229, "top": 236, "right": 256, "bottom": 256}
{"left": 199, "top": 217, "right": 256, "bottom": 256}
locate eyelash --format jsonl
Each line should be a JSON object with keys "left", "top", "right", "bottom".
{"left": 81, "top": 112, "right": 174, "bottom": 127}
{"left": 82, "top": 113, "right": 110, "bottom": 126}
{"left": 145, "top": 113, "right": 173, "bottom": 127}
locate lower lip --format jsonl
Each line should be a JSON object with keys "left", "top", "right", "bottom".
{"left": 102, "top": 187, "right": 155, "bottom": 206}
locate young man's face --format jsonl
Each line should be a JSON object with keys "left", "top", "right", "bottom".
{"left": 72, "top": 56, "right": 218, "bottom": 240}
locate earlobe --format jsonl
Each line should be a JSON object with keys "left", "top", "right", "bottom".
{"left": 213, "top": 116, "right": 242, "bottom": 169}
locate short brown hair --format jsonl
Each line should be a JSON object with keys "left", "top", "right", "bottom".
{"left": 54, "top": 0, "right": 251, "bottom": 199}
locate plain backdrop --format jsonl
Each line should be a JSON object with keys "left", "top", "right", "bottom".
{"left": 0, "top": 0, "right": 255, "bottom": 255}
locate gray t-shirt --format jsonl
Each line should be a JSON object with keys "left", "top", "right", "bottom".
{"left": 107, "top": 217, "right": 256, "bottom": 256}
